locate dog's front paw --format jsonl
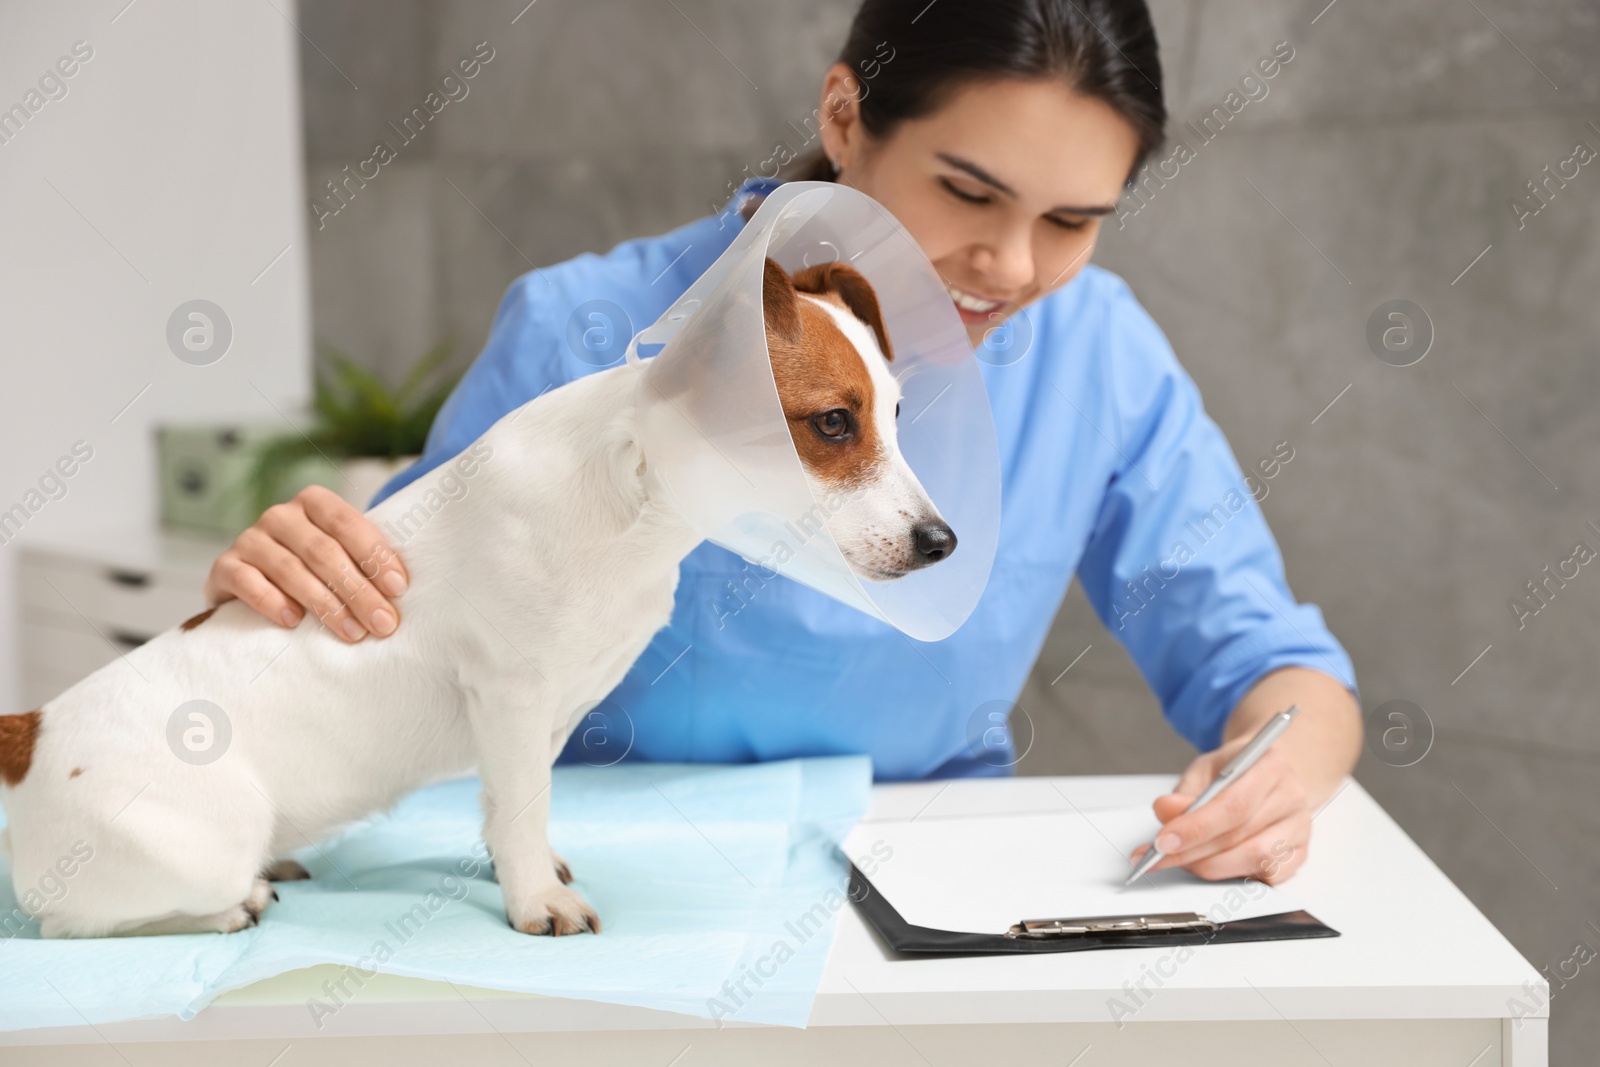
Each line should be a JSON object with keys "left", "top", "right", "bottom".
{"left": 491, "top": 852, "right": 574, "bottom": 885}
{"left": 507, "top": 884, "right": 600, "bottom": 936}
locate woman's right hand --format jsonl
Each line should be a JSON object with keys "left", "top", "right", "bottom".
{"left": 203, "top": 485, "right": 409, "bottom": 643}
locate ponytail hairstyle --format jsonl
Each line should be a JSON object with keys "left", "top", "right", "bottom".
{"left": 783, "top": 0, "right": 1166, "bottom": 186}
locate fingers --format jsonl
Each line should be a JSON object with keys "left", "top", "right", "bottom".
{"left": 1136, "top": 749, "right": 1308, "bottom": 874}
{"left": 1171, "top": 748, "right": 1224, "bottom": 798}
{"left": 202, "top": 554, "right": 239, "bottom": 610}
{"left": 1139, "top": 750, "right": 1223, "bottom": 848}
{"left": 297, "top": 485, "right": 409, "bottom": 597}
{"left": 1181, "top": 810, "right": 1310, "bottom": 884}
{"left": 238, "top": 525, "right": 368, "bottom": 639}
{"left": 258, "top": 488, "right": 402, "bottom": 641}
{"left": 206, "top": 485, "right": 407, "bottom": 642}
{"left": 1156, "top": 750, "right": 1281, "bottom": 854}
{"left": 1133, "top": 782, "right": 1296, "bottom": 874}
{"left": 207, "top": 548, "right": 305, "bottom": 628}
{"left": 1151, "top": 792, "right": 1197, "bottom": 824}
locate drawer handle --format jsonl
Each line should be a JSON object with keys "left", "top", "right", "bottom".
{"left": 106, "top": 569, "right": 151, "bottom": 588}
{"left": 109, "top": 630, "right": 149, "bottom": 649}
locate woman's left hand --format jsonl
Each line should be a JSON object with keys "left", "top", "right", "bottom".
{"left": 1128, "top": 740, "right": 1311, "bottom": 885}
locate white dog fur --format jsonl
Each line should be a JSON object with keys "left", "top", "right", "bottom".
{"left": 0, "top": 259, "right": 956, "bottom": 938}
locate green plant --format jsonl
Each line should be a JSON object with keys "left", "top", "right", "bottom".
{"left": 248, "top": 340, "right": 462, "bottom": 515}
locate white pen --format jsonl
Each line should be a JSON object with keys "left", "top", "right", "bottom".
{"left": 1124, "top": 705, "right": 1302, "bottom": 887}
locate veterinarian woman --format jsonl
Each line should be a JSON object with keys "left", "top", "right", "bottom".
{"left": 204, "top": 0, "right": 1362, "bottom": 886}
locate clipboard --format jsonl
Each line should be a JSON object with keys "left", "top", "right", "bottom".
{"left": 847, "top": 861, "right": 1340, "bottom": 954}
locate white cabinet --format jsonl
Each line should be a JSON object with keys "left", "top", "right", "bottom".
{"left": 15, "top": 529, "right": 226, "bottom": 709}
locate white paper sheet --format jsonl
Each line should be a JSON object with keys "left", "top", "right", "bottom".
{"left": 842, "top": 805, "right": 1302, "bottom": 936}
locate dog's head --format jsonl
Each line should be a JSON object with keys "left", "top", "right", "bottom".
{"left": 761, "top": 257, "right": 957, "bottom": 581}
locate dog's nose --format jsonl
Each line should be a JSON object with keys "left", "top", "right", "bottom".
{"left": 913, "top": 521, "right": 957, "bottom": 564}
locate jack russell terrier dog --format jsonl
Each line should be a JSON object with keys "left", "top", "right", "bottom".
{"left": 0, "top": 258, "right": 957, "bottom": 938}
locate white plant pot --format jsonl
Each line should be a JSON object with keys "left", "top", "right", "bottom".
{"left": 333, "top": 455, "right": 419, "bottom": 511}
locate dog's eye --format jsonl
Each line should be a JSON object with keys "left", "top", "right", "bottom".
{"left": 895, "top": 402, "right": 901, "bottom": 419}
{"left": 812, "top": 409, "right": 851, "bottom": 439}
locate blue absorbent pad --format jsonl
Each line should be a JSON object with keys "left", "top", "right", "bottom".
{"left": 0, "top": 755, "right": 872, "bottom": 1030}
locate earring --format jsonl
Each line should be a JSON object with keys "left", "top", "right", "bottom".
{"left": 829, "top": 155, "right": 841, "bottom": 176}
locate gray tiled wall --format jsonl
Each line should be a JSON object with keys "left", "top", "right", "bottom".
{"left": 295, "top": 0, "right": 1598, "bottom": 1057}
{"left": 298, "top": 0, "right": 857, "bottom": 378}
{"left": 1042, "top": 1, "right": 1600, "bottom": 1058}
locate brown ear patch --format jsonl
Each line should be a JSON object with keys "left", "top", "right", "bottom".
{"left": 791, "top": 262, "right": 894, "bottom": 362}
{"left": 762, "top": 257, "right": 802, "bottom": 343}
{"left": 180, "top": 607, "right": 217, "bottom": 632}
{"left": 0, "top": 711, "right": 41, "bottom": 787}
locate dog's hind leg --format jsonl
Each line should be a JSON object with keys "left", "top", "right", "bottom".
{"left": 41, "top": 878, "right": 278, "bottom": 938}
{"left": 97, "top": 879, "right": 277, "bottom": 937}
{"left": 21, "top": 767, "right": 280, "bottom": 939}
{"left": 261, "top": 858, "right": 311, "bottom": 882}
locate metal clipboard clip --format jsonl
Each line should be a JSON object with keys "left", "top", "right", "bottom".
{"left": 1006, "top": 911, "right": 1219, "bottom": 940}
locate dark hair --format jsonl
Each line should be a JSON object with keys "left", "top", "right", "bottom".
{"left": 782, "top": 0, "right": 1165, "bottom": 186}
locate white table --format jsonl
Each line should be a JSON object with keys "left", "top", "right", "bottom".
{"left": 0, "top": 776, "right": 1546, "bottom": 1066}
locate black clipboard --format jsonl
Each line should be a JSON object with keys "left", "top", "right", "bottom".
{"left": 846, "top": 861, "right": 1340, "bottom": 955}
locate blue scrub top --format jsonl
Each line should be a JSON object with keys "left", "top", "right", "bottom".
{"left": 372, "top": 176, "right": 1358, "bottom": 781}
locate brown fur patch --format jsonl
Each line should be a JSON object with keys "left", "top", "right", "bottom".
{"left": 180, "top": 606, "right": 217, "bottom": 632}
{"left": 791, "top": 262, "right": 894, "bottom": 363}
{"left": 763, "top": 258, "right": 886, "bottom": 491}
{"left": 0, "top": 711, "right": 41, "bottom": 787}
{"left": 762, "top": 257, "right": 803, "bottom": 343}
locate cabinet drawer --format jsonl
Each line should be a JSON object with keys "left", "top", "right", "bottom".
{"left": 19, "top": 611, "right": 144, "bottom": 685}
{"left": 18, "top": 555, "right": 205, "bottom": 636}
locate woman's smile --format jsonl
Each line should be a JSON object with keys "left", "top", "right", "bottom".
{"left": 945, "top": 281, "right": 1005, "bottom": 322}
